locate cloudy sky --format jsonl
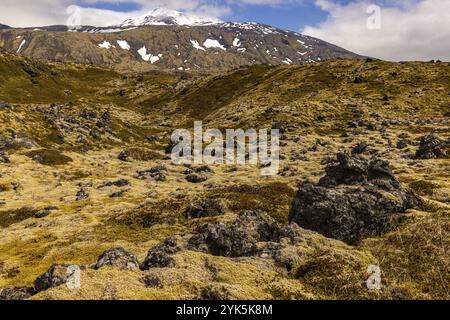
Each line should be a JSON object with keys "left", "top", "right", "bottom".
{"left": 0, "top": 0, "right": 449, "bottom": 61}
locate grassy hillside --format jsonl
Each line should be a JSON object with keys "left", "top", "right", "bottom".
{"left": 0, "top": 55, "right": 449, "bottom": 300}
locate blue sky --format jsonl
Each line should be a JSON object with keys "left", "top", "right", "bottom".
{"left": 76, "top": 0, "right": 332, "bottom": 32}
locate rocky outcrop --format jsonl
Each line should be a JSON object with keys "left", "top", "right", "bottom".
{"left": 188, "top": 211, "right": 279, "bottom": 257}
{"left": 34, "top": 264, "right": 80, "bottom": 292}
{"left": 186, "top": 198, "right": 225, "bottom": 219}
{"left": 137, "top": 165, "right": 167, "bottom": 181}
{"left": 188, "top": 210, "right": 305, "bottom": 260}
{"left": 95, "top": 248, "right": 140, "bottom": 270}
{"left": 289, "top": 152, "right": 422, "bottom": 245}
{"left": 141, "top": 238, "right": 181, "bottom": 269}
{"left": 415, "top": 134, "right": 448, "bottom": 159}
{"left": 0, "top": 286, "right": 36, "bottom": 300}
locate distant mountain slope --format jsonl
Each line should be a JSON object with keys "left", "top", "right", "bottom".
{"left": 0, "top": 23, "right": 10, "bottom": 30}
{"left": 0, "top": 9, "right": 362, "bottom": 72}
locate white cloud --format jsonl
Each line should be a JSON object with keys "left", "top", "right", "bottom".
{"left": 304, "top": 0, "right": 450, "bottom": 61}
{"left": 0, "top": 0, "right": 231, "bottom": 27}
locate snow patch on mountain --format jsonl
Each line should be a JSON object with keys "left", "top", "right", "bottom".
{"left": 137, "top": 46, "right": 162, "bottom": 64}
{"left": 233, "top": 38, "right": 241, "bottom": 47}
{"left": 117, "top": 40, "right": 130, "bottom": 50}
{"left": 204, "top": 39, "right": 226, "bottom": 50}
{"left": 98, "top": 41, "right": 112, "bottom": 49}
{"left": 17, "top": 39, "right": 26, "bottom": 53}
{"left": 190, "top": 40, "right": 205, "bottom": 51}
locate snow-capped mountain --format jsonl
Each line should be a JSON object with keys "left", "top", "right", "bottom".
{"left": 120, "top": 8, "right": 222, "bottom": 27}
{"left": 0, "top": 9, "right": 362, "bottom": 72}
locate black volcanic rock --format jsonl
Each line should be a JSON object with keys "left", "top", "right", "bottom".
{"left": 0, "top": 287, "right": 36, "bottom": 300}
{"left": 141, "top": 238, "right": 181, "bottom": 269}
{"left": 289, "top": 152, "right": 422, "bottom": 245}
{"left": 188, "top": 211, "right": 280, "bottom": 257}
{"left": 186, "top": 198, "right": 225, "bottom": 219}
{"left": 34, "top": 264, "right": 80, "bottom": 292}
{"left": 95, "top": 248, "right": 139, "bottom": 270}
{"left": 415, "top": 134, "right": 448, "bottom": 159}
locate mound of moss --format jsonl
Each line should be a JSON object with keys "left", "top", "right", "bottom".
{"left": 26, "top": 149, "right": 73, "bottom": 166}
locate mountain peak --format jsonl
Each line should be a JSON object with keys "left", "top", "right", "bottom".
{"left": 120, "top": 8, "right": 222, "bottom": 27}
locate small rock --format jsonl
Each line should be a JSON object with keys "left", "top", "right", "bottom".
{"left": 199, "top": 284, "right": 231, "bottom": 300}
{"left": 100, "top": 179, "right": 130, "bottom": 189}
{"left": 34, "top": 264, "right": 80, "bottom": 292}
{"left": 396, "top": 139, "right": 409, "bottom": 150}
{"left": 0, "top": 287, "right": 36, "bottom": 300}
{"left": 415, "top": 134, "right": 448, "bottom": 159}
{"left": 186, "top": 172, "right": 209, "bottom": 183}
{"left": 353, "top": 76, "right": 364, "bottom": 84}
{"left": 0, "top": 101, "right": 8, "bottom": 109}
{"left": 141, "top": 275, "right": 163, "bottom": 288}
{"left": 118, "top": 150, "right": 130, "bottom": 162}
{"left": 195, "top": 165, "right": 214, "bottom": 174}
{"left": 137, "top": 166, "right": 167, "bottom": 181}
{"left": 0, "top": 151, "right": 10, "bottom": 163}
{"left": 186, "top": 198, "right": 225, "bottom": 219}
{"left": 272, "top": 122, "right": 288, "bottom": 133}
{"left": 95, "top": 248, "right": 139, "bottom": 270}
{"left": 96, "top": 112, "right": 111, "bottom": 129}
{"left": 110, "top": 189, "right": 129, "bottom": 198}
{"left": 35, "top": 209, "right": 51, "bottom": 218}
{"left": 141, "top": 238, "right": 181, "bottom": 270}
{"left": 146, "top": 135, "right": 159, "bottom": 142}
{"left": 76, "top": 188, "right": 89, "bottom": 201}
{"left": 351, "top": 141, "right": 369, "bottom": 154}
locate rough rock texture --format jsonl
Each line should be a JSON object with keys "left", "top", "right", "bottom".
{"left": 95, "top": 247, "right": 140, "bottom": 270}
{"left": 0, "top": 151, "right": 10, "bottom": 163}
{"left": 186, "top": 172, "right": 209, "bottom": 183}
{"left": 186, "top": 198, "right": 225, "bottom": 219}
{"left": 289, "top": 152, "right": 422, "bottom": 245}
{"left": 188, "top": 211, "right": 310, "bottom": 271}
{"left": 34, "top": 264, "right": 80, "bottom": 292}
{"left": 415, "top": 134, "right": 448, "bottom": 159}
{"left": 189, "top": 211, "right": 281, "bottom": 257}
{"left": 141, "top": 238, "right": 181, "bottom": 269}
{"left": 0, "top": 286, "right": 36, "bottom": 300}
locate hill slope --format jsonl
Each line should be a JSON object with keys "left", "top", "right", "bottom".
{"left": 0, "top": 54, "right": 449, "bottom": 300}
{"left": 0, "top": 10, "right": 361, "bottom": 72}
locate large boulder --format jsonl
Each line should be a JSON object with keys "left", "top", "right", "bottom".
{"left": 289, "top": 152, "right": 421, "bottom": 245}
{"left": 95, "top": 248, "right": 139, "bottom": 270}
{"left": 188, "top": 211, "right": 280, "bottom": 257}
{"left": 415, "top": 134, "right": 448, "bottom": 159}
